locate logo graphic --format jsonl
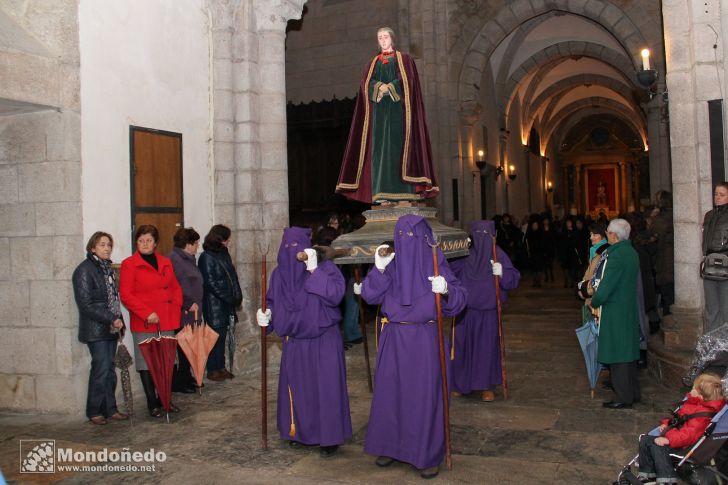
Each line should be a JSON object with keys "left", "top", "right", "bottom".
{"left": 20, "top": 440, "right": 55, "bottom": 473}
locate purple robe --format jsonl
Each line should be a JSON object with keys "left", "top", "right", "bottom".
{"left": 449, "top": 220, "right": 520, "bottom": 394}
{"left": 361, "top": 215, "right": 467, "bottom": 469}
{"left": 267, "top": 227, "right": 352, "bottom": 446}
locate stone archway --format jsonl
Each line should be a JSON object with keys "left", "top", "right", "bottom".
{"left": 453, "top": 1, "right": 662, "bottom": 120}
{"left": 542, "top": 97, "right": 646, "bottom": 151}
{"left": 498, "top": 40, "right": 639, "bottom": 128}
{"left": 523, "top": 73, "right": 636, "bottom": 130}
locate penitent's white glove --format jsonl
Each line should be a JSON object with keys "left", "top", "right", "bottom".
{"left": 256, "top": 308, "right": 271, "bottom": 327}
{"left": 375, "top": 245, "right": 395, "bottom": 271}
{"left": 491, "top": 260, "right": 503, "bottom": 277}
{"left": 428, "top": 275, "right": 448, "bottom": 294}
{"left": 303, "top": 248, "right": 317, "bottom": 272}
{"left": 353, "top": 282, "right": 362, "bottom": 295}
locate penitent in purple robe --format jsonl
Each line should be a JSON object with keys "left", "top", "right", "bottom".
{"left": 449, "top": 220, "right": 520, "bottom": 394}
{"left": 267, "top": 227, "right": 352, "bottom": 446}
{"left": 361, "top": 215, "right": 467, "bottom": 470}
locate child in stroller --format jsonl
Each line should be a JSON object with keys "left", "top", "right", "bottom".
{"left": 638, "top": 373, "right": 725, "bottom": 484}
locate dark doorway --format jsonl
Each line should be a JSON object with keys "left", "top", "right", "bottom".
{"left": 287, "top": 98, "right": 369, "bottom": 228}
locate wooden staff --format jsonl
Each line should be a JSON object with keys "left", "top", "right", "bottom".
{"left": 354, "top": 266, "right": 373, "bottom": 392}
{"left": 428, "top": 241, "right": 453, "bottom": 470}
{"left": 260, "top": 252, "right": 268, "bottom": 450}
{"left": 490, "top": 236, "right": 508, "bottom": 400}
{"left": 296, "top": 246, "right": 350, "bottom": 262}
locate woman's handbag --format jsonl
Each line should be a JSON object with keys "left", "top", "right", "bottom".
{"left": 701, "top": 252, "right": 728, "bottom": 281}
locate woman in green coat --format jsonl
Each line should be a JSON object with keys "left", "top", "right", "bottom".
{"left": 591, "top": 218, "right": 641, "bottom": 409}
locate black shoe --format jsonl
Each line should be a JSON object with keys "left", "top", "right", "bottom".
{"left": 346, "top": 338, "right": 363, "bottom": 345}
{"left": 319, "top": 445, "right": 339, "bottom": 458}
{"left": 172, "top": 386, "right": 197, "bottom": 394}
{"left": 375, "top": 456, "right": 394, "bottom": 467}
{"left": 603, "top": 401, "right": 632, "bottom": 409}
{"left": 420, "top": 466, "right": 439, "bottom": 479}
{"left": 288, "top": 441, "right": 300, "bottom": 448}
{"left": 149, "top": 407, "right": 163, "bottom": 418}
{"left": 168, "top": 403, "right": 180, "bottom": 413}
{"left": 139, "top": 370, "right": 162, "bottom": 413}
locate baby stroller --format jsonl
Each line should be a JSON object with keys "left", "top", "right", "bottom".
{"left": 615, "top": 402, "right": 728, "bottom": 484}
{"left": 616, "top": 325, "right": 728, "bottom": 485}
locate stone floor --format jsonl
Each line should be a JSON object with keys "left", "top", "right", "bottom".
{"left": 0, "top": 274, "right": 682, "bottom": 484}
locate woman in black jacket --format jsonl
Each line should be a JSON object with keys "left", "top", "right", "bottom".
{"left": 72, "top": 232, "right": 128, "bottom": 425}
{"left": 199, "top": 225, "right": 243, "bottom": 381}
{"left": 703, "top": 182, "right": 728, "bottom": 332}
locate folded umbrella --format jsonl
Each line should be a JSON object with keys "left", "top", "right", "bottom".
{"left": 177, "top": 318, "right": 218, "bottom": 394}
{"left": 139, "top": 325, "right": 178, "bottom": 422}
{"left": 113, "top": 336, "right": 133, "bottom": 421}
{"left": 227, "top": 315, "right": 236, "bottom": 375}
{"left": 575, "top": 318, "right": 600, "bottom": 399}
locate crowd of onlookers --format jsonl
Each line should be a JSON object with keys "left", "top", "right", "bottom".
{"left": 72, "top": 224, "right": 242, "bottom": 424}
{"left": 492, "top": 191, "right": 675, "bottom": 336}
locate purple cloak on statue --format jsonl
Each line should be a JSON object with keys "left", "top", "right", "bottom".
{"left": 449, "top": 220, "right": 520, "bottom": 394}
{"left": 361, "top": 215, "right": 467, "bottom": 470}
{"left": 266, "top": 227, "right": 352, "bottom": 446}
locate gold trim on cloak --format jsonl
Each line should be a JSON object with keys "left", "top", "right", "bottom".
{"left": 336, "top": 52, "right": 434, "bottom": 192}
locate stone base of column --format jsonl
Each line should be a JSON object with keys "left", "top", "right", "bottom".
{"left": 646, "top": 306, "right": 702, "bottom": 389}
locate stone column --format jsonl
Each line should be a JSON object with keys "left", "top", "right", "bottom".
{"left": 662, "top": 0, "right": 721, "bottom": 346}
{"left": 647, "top": 102, "right": 672, "bottom": 194}
{"left": 575, "top": 163, "right": 582, "bottom": 213}
{"left": 207, "top": 0, "right": 305, "bottom": 372}
{"left": 619, "top": 161, "right": 628, "bottom": 212}
{"left": 499, "top": 131, "right": 508, "bottom": 213}
{"left": 209, "top": 0, "right": 237, "bottom": 229}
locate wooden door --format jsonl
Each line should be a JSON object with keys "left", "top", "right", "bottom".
{"left": 130, "top": 126, "right": 183, "bottom": 257}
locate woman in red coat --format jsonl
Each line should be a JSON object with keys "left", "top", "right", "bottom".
{"left": 120, "top": 225, "right": 183, "bottom": 417}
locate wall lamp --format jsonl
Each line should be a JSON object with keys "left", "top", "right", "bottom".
{"left": 475, "top": 149, "right": 487, "bottom": 171}
{"left": 637, "top": 48, "right": 659, "bottom": 100}
{"left": 547, "top": 181, "right": 554, "bottom": 193}
{"left": 508, "top": 164, "right": 517, "bottom": 181}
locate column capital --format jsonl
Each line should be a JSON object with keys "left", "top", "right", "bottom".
{"left": 206, "top": 0, "right": 242, "bottom": 30}
{"left": 254, "top": 0, "right": 306, "bottom": 32}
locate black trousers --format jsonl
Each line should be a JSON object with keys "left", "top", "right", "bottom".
{"left": 610, "top": 361, "right": 641, "bottom": 404}
{"left": 86, "top": 340, "right": 119, "bottom": 418}
{"left": 638, "top": 434, "right": 681, "bottom": 481}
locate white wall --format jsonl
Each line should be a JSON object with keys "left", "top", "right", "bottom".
{"left": 79, "top": 0, "right": 214, "bottom": 260}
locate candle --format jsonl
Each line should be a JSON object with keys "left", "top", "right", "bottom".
{"left": 641, "top": 48, "right": 650, "bottom": 70}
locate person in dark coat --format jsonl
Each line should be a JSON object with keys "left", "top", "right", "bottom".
{"left": 577, "top": 223, "right": 609, "bottom": 324}
{"left": 169, "top": 227, "right": 203, "bottom": 393}
{"left": 72, "top": 231, "right": 128, "bottom": 425}
{"left": 651, "top": 191, "right": 674, "bottom": 316}
{"left": 702, "top": 182, "right": 728, "bottom": 333}
{"left": 120, "top": 224, "right": 183, "bottom": 417}
{"left": 450, "top": 220, "right": 520, "bottom": 401}
{"left": 198, "top": 224, "right": 243, "bottom": 381}
{"left": 358, "top": 215, "right": 467, "bottom": 479}
{"left": 558, "top": 218, "right": 581, "bottom": 288}
{"left": 591, "top": 218, "right": 641, "bottom": 409}
{"left": 256, "top": 227, "right": 352, "bottom": 458}
{"left": 525, "top": 219, "right": 545, "bottom": 287}
{"left": 541, "top": 217, "right": 557, "bottom": 282}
